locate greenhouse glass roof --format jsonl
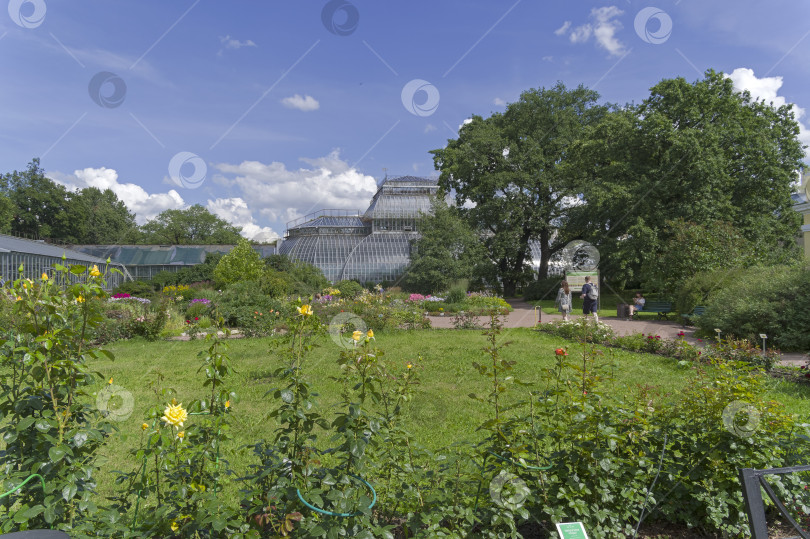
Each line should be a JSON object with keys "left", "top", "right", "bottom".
{"left": 280, "top": 176, "right": 439, "bottom": 284}
{"left": 71, "top": 244, "right": 276, "bottom": 266}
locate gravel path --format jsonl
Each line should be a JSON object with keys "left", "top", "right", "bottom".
{"left": 427, "top": 299, "right": 809, "bottom": 366}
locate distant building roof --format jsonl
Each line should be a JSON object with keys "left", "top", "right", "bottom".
{"left": 70, "top": 244, "right": 276, "bottom": 266}
{"left": 0, "top": 234, "right": 110, "bottom": 264}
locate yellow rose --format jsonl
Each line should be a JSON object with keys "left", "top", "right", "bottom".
{"left": 352, "top": 330, "right": 362, "bottom": 341}
{"left": 161, "top": 403, "right": 188, "bottom": 429}
{"left": 177, "top": 431, "right": 185, "bottom": 439}
{"left": 89, "top": 265, "right": 101, "bottom": 277}
{"left": 76, "top": 295, "right": 85, "bottom": 303}
{"left": 297, "top": 304, "right": 313, "bottom": 316}
{"left": 41, "top": 272, "right": 48, "bottom": 281}
{"left": 141, "top": 423, "right": 149, "bottom": 431}
{"left": 170, "top": 521, "right": 179, "bottom": 532}
{"left": 225, "top": 400, "right": 231, "bottom": 409}
{"left": 367, "top": 329, "right": 374, "bottom": 339}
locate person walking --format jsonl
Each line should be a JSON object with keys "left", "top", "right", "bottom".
{"left": 555, "top": 280, "right": 573, "bottom": 321}
{"left": 580, "top": 275, "right": 599, "bottom": 323}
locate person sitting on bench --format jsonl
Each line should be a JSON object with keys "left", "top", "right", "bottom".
{"left": 629, "top": 292, "right": 645, "bottom": 317}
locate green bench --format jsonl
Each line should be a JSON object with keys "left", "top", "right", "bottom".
{"left": 633, "top": 300, "right": 673, "bottom": 320}
{"left": 680, "top": 305, "right": 707, "bottom": 327}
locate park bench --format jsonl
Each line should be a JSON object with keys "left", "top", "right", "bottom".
{"left": 680, "top": 305, "right": 707, "bottom": 327}
{"left": 633, "top": 300, "right": 672, "bottom": 320}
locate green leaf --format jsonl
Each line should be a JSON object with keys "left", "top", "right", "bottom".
{"left": 14, "top": 505, "right": 44, "bottom": 523}
{"left": 49, "top": 445, "right": 72, "bottom": 462}
{"left": 35, "top": 419, "right": 54, "bottom": 433}
{"left": 280, "top": 389, "right": 294, "bottom": 403}
{"left": 17, "top": 417, "right": 36, "bottom": 431}
{"left": 70, "top": 265, "right": 87, "bottom": 275}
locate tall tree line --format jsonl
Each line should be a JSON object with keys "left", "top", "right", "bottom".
{"left": 0, "top": 158, "right": 244, "bottom": 245}
{"left": 426, "top": 70, "right": 805, "bottom": 295}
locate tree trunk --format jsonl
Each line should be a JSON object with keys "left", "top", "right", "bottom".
{"left": 537, "top": 229, "right": 551, "bottom": 280}
{"left": 503, "top": 279, "right": 516, "bottom": 298}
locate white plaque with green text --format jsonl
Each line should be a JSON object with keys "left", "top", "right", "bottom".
{"left": 556, "top": 522, "right": 588, "bottom": 539}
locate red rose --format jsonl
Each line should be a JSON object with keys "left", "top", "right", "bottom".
{"left": 555, "top": 348, "right": 566, "bottom": 356}
{"left": 195, "top": 317, "right": 199, "bottom": 320}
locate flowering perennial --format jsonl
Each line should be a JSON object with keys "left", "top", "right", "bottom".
{"left": 161, "top": 402, "right": 188, "bottom": 429}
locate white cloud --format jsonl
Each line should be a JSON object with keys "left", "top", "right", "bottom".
{"left": 569, "top": 24, "right": 593, "bottom": 43}
{"left": 559, "top": 6, "right": 627, "bottom": 57}
{"left": 493, "top": 97, "right": 506, "bottom": 106}
{"left": 212, "top": 150, "right": 378, "bottom": 225}
{"left": 49, "top": 167, "right": 185, "bottom": 225}
{"left": 219, "top": 35, "right": 256, "bottom": 50}
{"left": 424, "top": 123, "right": 437, "bottom": 133}
{"left": 458, "top": 118, "right": 474, "bottom": 131}
{"left": 281, "top": 94, "right": 320, "bottom": 112}
{"left": 542, "top": 55, "right": 553, "bottom": 62}
{"left": 554, "top": 21, "right": 571, "bottom": 36}
{"left": 207, "top": 197, "right": 279, "bottom": 243}
{"left": 591, "top": 7, "right": 626, "bottom": 56}
{"left": 726, "top": 67, "right": 810, "bottom": 149}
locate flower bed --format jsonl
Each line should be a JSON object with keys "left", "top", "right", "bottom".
{"left": 537, "top": 319, "right": 779, "bottom": 370}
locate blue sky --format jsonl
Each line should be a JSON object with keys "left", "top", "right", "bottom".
{"left": 2, "top": 0, "right": 809, "bottom": 242}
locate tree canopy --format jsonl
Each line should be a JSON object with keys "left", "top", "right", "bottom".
{"left": 1, "top": 159, "right": 70, "bottom": 240}
{"left": 431, "top": 82, "right": 608, "bottom": 295}
{"left": 138, "top": 205, "right": 243, "bottom": 245}
{"left": 402, "top": 197, "right": 485, "bottom": 294}
{"left": 0, "top": 158, "right": 137, "bottom": 243}
{"left": 568, "top": 69, "right": 805, "bottom": 288}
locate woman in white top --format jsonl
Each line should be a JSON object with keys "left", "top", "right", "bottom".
{"left": 630, "top": 292, "right": 645, "bottom": 316}
{"left": 555, "top": 280, "right": 573, "bottom": 321}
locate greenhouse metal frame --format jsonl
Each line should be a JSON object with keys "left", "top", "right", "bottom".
{"left": 279, "top": 176, "right": 438, "bottom": 284}
{"left": 0, "top": 234, "right": 128, "bottom": 289}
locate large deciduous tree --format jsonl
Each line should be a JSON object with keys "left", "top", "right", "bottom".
{"left": 431, "top": 83, "right": 608, "bottom": 296}
{"left": 138, "top": 204, "right": 242, "bottom": 245}
{"left": 65, "top": 187, "right": 137, "bottom": 244}
{"left": 1, "top": 158, "right": 70, "bottom": 240}
{"left": 568, "top": 70, "right": 805, "bottom": 289}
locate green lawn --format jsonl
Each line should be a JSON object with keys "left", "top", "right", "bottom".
{"left": 89, "top": 328, "right": 810, "bottom": 506}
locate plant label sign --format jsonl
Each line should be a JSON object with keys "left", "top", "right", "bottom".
{"left": 565, "top": 271, "right": 598, "bottom": 293}
{"left": 556, "top": 522, "right": 589, "bottom": 539}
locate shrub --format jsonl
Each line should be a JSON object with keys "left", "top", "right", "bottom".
{"left": 536, "top": 318, "right": 616, "bottom": 343}
{"left": 675, "top": 267, "right": 747, "bottom": 313}
{"left": 696, "top": 265, "right": 810, "bottom": 351}
{"left": 127, "top": 300, "right": 169, "bottom": 341}
{"left": 258, "top": 268, "right": 291, "bottom": 297}
{"left": 445, "top": 279, "right": 468, "bottom": 304}
{"left": 214, "top": 238, "right": 264, "bottom": 286}
{"left": 335, "top": 279, "right": 364, "bottom": 298}
{"left": 464, "top": 294, "right": 512, "bottom": 312}
{"left": 216, "top": 281, "right": 287, "bottom": 335}
{"left": 523, "top": 277, "right": 564, "bottom": 301}
{"left": 112, "top": 279, "right": 156, "bottom": 298}
{"left": 264, "top": 255, "right": 328, "bottom": 295}
{"left": 186, "top": 299, "right": 212, "bottom": 320}
{"left": 150, "top": 269, "right": 183, "bottom": 290}
{"left": 162, "top": 284, "right": 194, "bottom": 301}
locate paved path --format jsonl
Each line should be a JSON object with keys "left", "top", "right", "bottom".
{"left": 427, "top": 299, "right": 809, "bottom": 366}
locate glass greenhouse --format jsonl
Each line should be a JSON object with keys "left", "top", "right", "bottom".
{"left": 71, "top": 244, "right": 277, "bottom": 281}
{"left": 279, "top": 176, "right": 439, "bottom": 284}
{"left": 0, "top": 233, "right": 127, "bottom": 289}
